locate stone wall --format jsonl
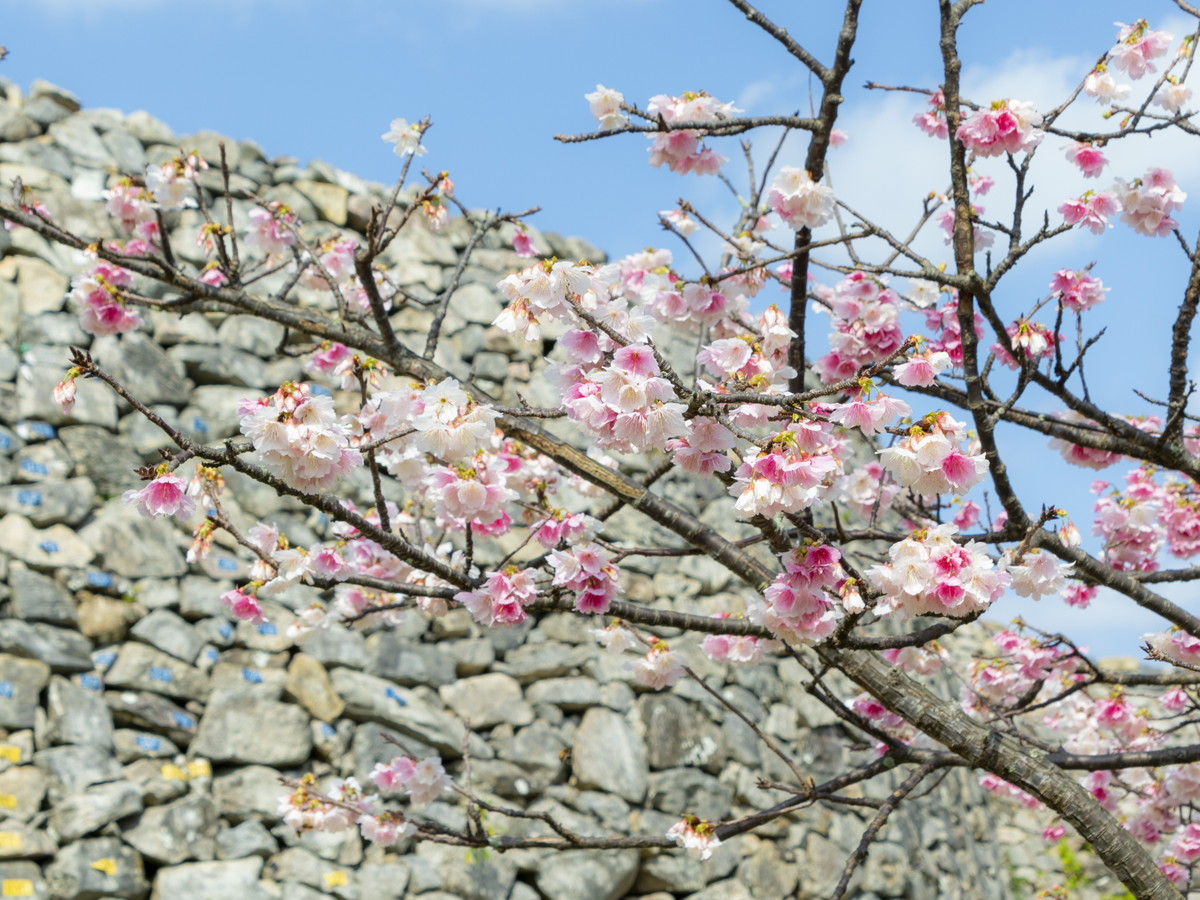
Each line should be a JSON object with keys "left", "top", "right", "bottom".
{"left": 0, "top": 77, "right": 1119, "bottom": 899}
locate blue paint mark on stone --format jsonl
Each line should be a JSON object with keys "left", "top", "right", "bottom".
{"left": 95, "top": 651, "right": 117, "bottom": 668}
{"left": 78, "top": 674, "right": 103, "bottom": 692}
{"left": 37, "top": 541, "right": 58, "bottom": 554}
{"left": 192, "top": 417, "right": 208, "bottom": 434}
{"left": 206, "top": 648, "right": 219, "bottom": 662}
{"left": 241, "top": 668, "right": 263, "bottom": 684}
{"left": 310, "top": 384, "right": 332, "bottom": 397}
{"left": 385, "top": 687, "right": 406, "bottom": 706}
{"left": 171, "top": 711, "right": 195, "bottom": 729}
{"left": 0, "top": 683, "right": 13, "bottom": 699}
{"left": 87, "top": 571, "right": 113, "bottom": 588}
{"left": 256, "top": 622, "right": 278, "bottom": 637}
{"left": 29, "top": 422, "right": 55, "bottom": 439}
{"left": 321, "top": 723, "right": 336, "bottom": 737}
{"left": 217, "top": 557, "right": 237, "bottom": 572}
{"left": 17, "top": 490, "right": 41, "bottom": 507}
{"left": 135, "top": 735, "right": 161, "bottom": 752}
{"left": 0, "top": 434, "right": 10, "bottom": 450}
{"left": 218, "top": 624, "right": 233, "bottom": 640}
{"left": 148, "top": 666, "right": 173, "bottom": 683}
{"left": 19, "top": 460, "right": 47, "bottom": 476}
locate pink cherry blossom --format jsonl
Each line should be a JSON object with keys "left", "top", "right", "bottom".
{"left": 869, "top": 523, "right": 1010, "bottom": 619}
{"left": 1065, "top": 142, "right": 1108, "bottom": 178}
{"left": 1110, "top": 20, "right": 1174, "bottom": 80}
{"left": 1084, "top": 67, "right": 1131, "bottom": 104}
{"left": 381, "top": 118, "right": 427, "bottom": 156}
{"left": 512, "top": 228, "right": 538, "bottom": 258}
{"left": 666, "top": 816, "right": 722, "bottom": 860}
{"left": 992, "top": 319, "right": 1058, "bottom": 370}
{"left": 634, "top": 643, "right": 686, "bottom": 689}
{"left": 768, "top": 166, "right": 835, "bottom": 230}
{"left": 69, "top": 261, "right": 142, "bottom": 336}
{"left": 244, "top": 204, "right": 297, "bottom": 257}
{"left": 1059, "top": 190, "right": 1121, "bottom": 234}
{"left": 549, "top": 543, "right": 619, "bottom": 614}
{"left": 584, "top": 84, "right": 628, "bottom": 131}
{"left": 1114, "top": 167, "right": 1186, "bottom": 237}
{"left": 1154, "top": 81, "right": 1192, "bottom": 113}
{"left": 455, "top": 567, "right": 538, "bottom": 627}
{"left": 955, "top": 99, "right": 1043, "bottom": 157}
{"left": 1050, "top": 269, "right": 1107, "bottom": 312}
{"left": 221, "top": 587, "right": 266, "bottom": 624}
{"left": 239, "top": 382, "right": 362, "bottom": 493}
{"left": 913, "top": 90, "right": 948, "bottom": 138}
{"left": 52, "top": 375, "right": 77, "bottom": 415}
{"left": 122, "top": 474, "right": 196, "bottom": 521}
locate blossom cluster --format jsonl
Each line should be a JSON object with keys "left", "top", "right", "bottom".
{"left": 955, "top": 99, "right": 1044, "bottom": 157}
{"left": 69, "top": 261, "right": 141, "bottom": 336}
{"left": 1049, "top": 268, "right": 1107, "bottom": 313}
{"left": 813, "top": 272, "right": 906, "bottom": 383}
{"left": 729, "top": 425, "right": 844, "bottom": 518}
{"left": 767, "top": 166, "right": 836, "bottom": 231}
{"left": 991, "top": 318, "right": 1058, "bottom": 370}
{"left": 868, "top": 523, "right": 1009, "bottom": 619}
{"left": 1092, "top": 466, "right": 1200, "bottom": 572}
{"left": 238, "top": 382, "right": 362, "bottom": 493}
{"left": 878, "top": 412, "right": 988, "bottom": 497}
{"left": 645, "top": 91, "right": 740, "bottom": 175}
{"left": 752, "top": 543, "right": 846, "bottom": 643}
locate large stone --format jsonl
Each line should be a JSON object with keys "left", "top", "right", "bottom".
{"left": 45, "top": 675, "right": 114, "bottom": 749}
{"left": 572, "top": 708, "right": 648, "bottom": 803}
{"left": 211, "top": 766, "right": 287, "bottom": 823}
{"left": 215, "top": 819, "right": 277, "bottom": 860}
{"left": 535, "top": 849, "right": 640, "bottom": 900}
{"left": 295, "top": 180, "right": 348, "bottom": 225}
{"left": 91, "top": 332, "right": 191, "bottom": 408}
{"left": 7, "top": 566, "right": 78, "bottom": 625}
{"left": 129, "top": 610, "right": 204, "bottom": 665}
{"left": 0, "top": 621, "right": 92, "bottom": 673}
{"left": 124, "top": 794, "right": 218, "bottom": 865}
{"left": 439, "top": 673, "right": 533, "bottom": 729}
{"left": 0, "top": 655, "right": 51, "bottom": 729}
{"left": 330, "top": 668, "right": 488, "bottom": 759}
{"left": 121, "top": 758, "right": 189, "bottom": 807}
{"left": 78, "top": 504, "right": 187, "bottom": 579}
{"left": 48, "top": 780, "right": 142, "bottom": 842}
{"left": 34, "top": 745, "right": 120, "bottom": 804}
{"left": 150, "top": 857, "right": 271, "bottom": 900}
{"left": 48, "top": 117, "right": 112, "bottom": 166}
{"left": 0, "top": 477, "right": 93, "bottom": 528}
{"left": 112, "top": 729, "right": 179, "bottom": 764}
{"left": 45, "top": 836, "right": 148, "bottom": 900}
{"left": 416, "top": 842, "right": 516, "bottom": 900}
{"left": 0, "top": 767, "right": 46, "bottom": 822}
{"left": 0, "top": 515, "right": 94, "bottom": 573}
{"left": 103, "top": 644, "right": 210, "bottom": 703}
{"left": 285, "top": 654, "right": 343, "bottom": 722}
{"left": 638, "top": 694, "right": 724, "bottom": 771}
{"left": 56, "top": 426, "right": 146, "bottom": 497}
{"left": 0, "top": 861, "right": 46, "bottom": 900}
{"left": 104, "top": 690, "right": 199, "bottom": 746}
{"left": 365, "top": 632, "right": 456, "bottom": 687}
{"left": 0, "top": 107, "right": 40, "bottom": 142}
{"left": 167, "top": 343, "right": 268, "bottom": 389}
{"left": 191, "top": 689, "right": 312, "bottom": 766}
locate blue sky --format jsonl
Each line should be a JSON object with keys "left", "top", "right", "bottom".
{"left": 3, "top": 0, "right": 1200, "bottom": 658}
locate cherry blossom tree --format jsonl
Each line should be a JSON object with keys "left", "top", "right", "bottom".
{"left": 8, "top": 1, "right": 1200, "bottom": 896}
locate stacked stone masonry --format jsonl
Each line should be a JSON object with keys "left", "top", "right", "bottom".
{"left": 0, "top": 77, "right": 1135, "bottom": 899}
